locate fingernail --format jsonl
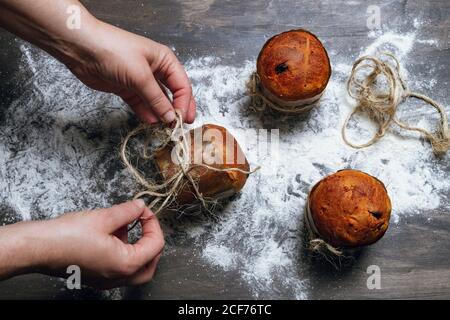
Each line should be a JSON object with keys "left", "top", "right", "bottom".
{"left": 135, "top": 199, "right": 146, "bottom": 208}
{"left": 162, "top": 110, "right": 176, "bottom": 123}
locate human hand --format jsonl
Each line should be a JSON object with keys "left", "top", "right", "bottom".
{"left": 0, "top": 0, "right": 195, "bottom": 124}
{"left": 0, "top": 199, "right": 164, "bottom": 289}
{"left": 66, "top": 19, "right": 196, "bottom": 124}
{"left": 46, "top": 199, "right": 164, "bottom": 289}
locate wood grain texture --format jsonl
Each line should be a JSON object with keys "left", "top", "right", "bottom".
{"left": 0, "top": 0, "right": 449, "bottom": 299}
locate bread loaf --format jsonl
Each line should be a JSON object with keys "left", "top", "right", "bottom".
{"left": 308, "top": 169, "right": 391, "bottom": 247}
{"left": 257, "top": 29, "right": 331, "bottom": 106}
{"left": 154, "top": 124, "right": 250, "bottom": 205}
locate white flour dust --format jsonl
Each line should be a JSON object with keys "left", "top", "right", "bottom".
{"left": 181, "top": 28, "right": 449, "bottom": 298}
{"left": 0, "top": 46, "right": 136, "bottom": 222}
{"left": 0, "top": 21, "right": 448, "bottom": 299}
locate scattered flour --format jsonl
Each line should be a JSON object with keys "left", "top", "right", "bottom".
{"left": 0, "top": 20, "right": 448, "bottom": 300}
{"left": 0, "top": 46, "right": 136, "bottom": 221}
{"left": 182, "top": 25, "right": 449, "bottom": 298}
{"left": 413, "top": 18, "right": 424, "bottom": 29}
{"left": 364, "top": 31, "right": 416, "bottom": 59}
{"left": 203, "top": 244, "right": 236, "bottom": 271}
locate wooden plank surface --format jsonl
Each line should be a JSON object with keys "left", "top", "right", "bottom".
{"left": 0, "top": 0, "right": 449, "bottom": 299}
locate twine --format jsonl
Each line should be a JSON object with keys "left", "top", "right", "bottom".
{"left": 120, "top": 111, "right": 259, "bottom": 224}
{"left": 247, "top": 72, "right": 317, "bottom": 114}
{"left": 304, "top": 194, "right": 343, "bottom": 258}
{"left": 342, "top": 52, "right": 450, "bottom": 155}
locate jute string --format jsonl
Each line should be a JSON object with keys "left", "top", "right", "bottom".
{"left": 120, "top": 111, "right": 259, "bottom": 222}
{"left": 342, "top": 52, "right": 450, "bottom": 155}
{"left": 304, "top": 194, "right": 343, "bottom": 258}
{"left": 247, "top": 72, "right": 316, "bottom": 114}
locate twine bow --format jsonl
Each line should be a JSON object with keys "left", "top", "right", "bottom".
{"left": 120, "top": 111, "right": 259, "bottom": 224}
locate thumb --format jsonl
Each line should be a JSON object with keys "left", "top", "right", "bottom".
{"left": 101, "top": 199, "right": 146, "bottom": 232}
{"left": 135, "top": 71, "right": 176, "bottom": 123}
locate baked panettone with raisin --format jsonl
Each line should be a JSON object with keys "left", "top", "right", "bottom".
{"left": 257, "top": 29, "right": 331, "bottom": 106}
{"left": 154, "top": 124, "right": 250, "bottom": 205}
{"left": 307, "top": 169, "right": 391, "bottom": 247}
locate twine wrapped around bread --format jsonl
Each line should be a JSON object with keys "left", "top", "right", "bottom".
{"left": 247, "top": 72, "right": 317, "bottom": 114}
{"left": 342, "top": 52, "right": 450, "bottom": 155}
{"left": 304, "top": 193, "right": 343, "bottom": 258}
{"left": 120, "top": 111, "right": 259, "bottom": 223}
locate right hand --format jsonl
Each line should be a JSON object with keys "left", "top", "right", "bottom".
{"left": 66, "top": 19, "right": 196, "bottom": 124}
{"left": 0, "top": 1, "right": 196, "bottom": 125}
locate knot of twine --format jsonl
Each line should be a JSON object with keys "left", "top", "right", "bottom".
{"left": 342, "top": 52, "right": 450, "bottom": 155}
{"left": 304, "top": 196, "right": 343, "bottom": 258}
{"left": 120, "top": 111, "right": 259, "bottom": 220}
{"left": 247, "top": 72, "right": 316, "bottom": 114}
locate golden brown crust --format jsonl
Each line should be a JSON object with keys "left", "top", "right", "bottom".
{"left": 154, "top": 124, "right": 250, "bottom": 205}
{"left": 257, "top": 29, "right": 331, "bottom": 101}
{"left": 308, "top": 169, "right": 391, "bottom": 248}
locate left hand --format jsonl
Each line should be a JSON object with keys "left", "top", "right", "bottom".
{"left": 0, "top": 199, "right": 165, "bottom": 289}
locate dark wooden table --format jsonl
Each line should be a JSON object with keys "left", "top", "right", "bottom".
{"left": 0, "top": 0, "right": 449, "bottom": 299}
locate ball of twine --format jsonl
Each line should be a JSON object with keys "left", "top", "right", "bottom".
{"left": 247, "top": 72, "right": 317, "bottom": 114}
{"left": 120, "top": 111, "right": 259, "bottom": 226}
{"left": 342, "top": 52, "right": 450, "bottom": 155}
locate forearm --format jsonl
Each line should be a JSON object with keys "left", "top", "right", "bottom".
{"left": 0, "top": 220, "right": 54, "bottom": 280}
{"left": 0, "top": 0, "right": 99, "bottom": 66}
{"left": 0, "top": 0, "right": 196, "bottom": 124}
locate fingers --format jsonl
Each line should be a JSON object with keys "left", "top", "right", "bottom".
{"left": 113, "top": 208, "right": 163, "bottom": 287}
{"left": 125, "top": 208, "right": 164, "bottom": 268}
{"left": 101, "top": 199, "right": 146, "bottom": 233}
{"left": 113, "top": 226, "right": 128, "bottom": 243}
{"left": 134, "top": 69, "right": 176, "bottom": 123}
{"left": 130, "top": 102, "right": 159, "bottom": 124}
{"left": 157, "top": 80, "right": 170, "bottom": 99}
{"left": 187, "top": 94, "right": 196, "bottom": 123}
{"left": 128, "top": 81, "right": 171, "bottom": 125}
{"left": 127, "top": 252, "right": 162, "bottom": 286}
{"left": 118, "top": 89, "right": 159, "bottom": 124}
{"left": 150, "top": 47, "right": 196, "bottom": 124}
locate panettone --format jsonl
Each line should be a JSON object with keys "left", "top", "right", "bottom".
{"left": 307, "top": 169, "right": 391, "bottom": 248}
{"left": 257, "top": 29, "right": 331, "bottom": 106}
{"left": 154, "top": 124, "right": 250, "bottom": 205}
